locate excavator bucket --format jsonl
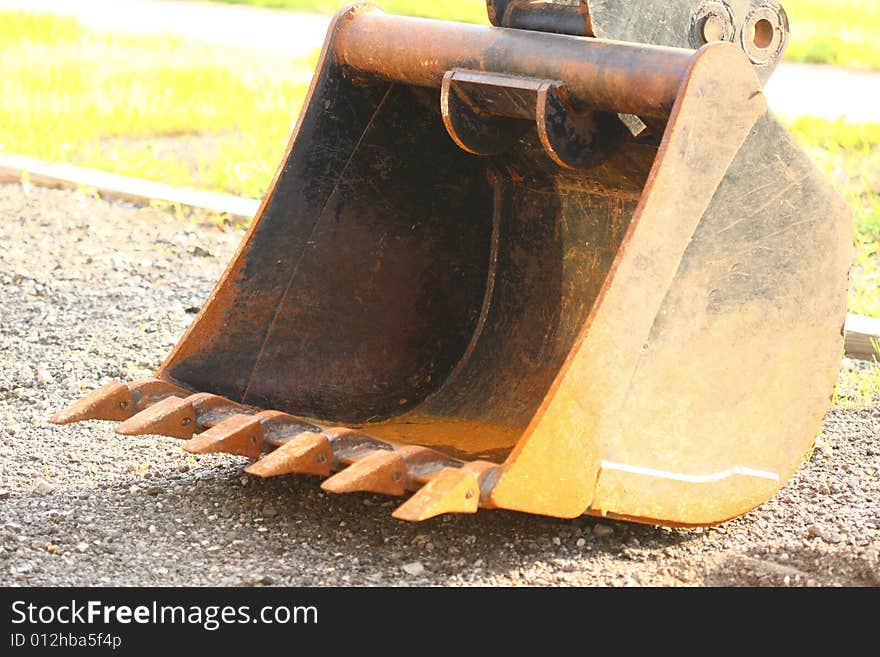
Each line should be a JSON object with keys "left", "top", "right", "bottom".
{"left": 53, "top": 0, "right": 852, "bottom": 526}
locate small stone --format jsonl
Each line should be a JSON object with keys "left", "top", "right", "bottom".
{"left": 576, "top": 538, "right": 587, "bottom": 548}
{"left": 45, "top": 543, "right": 60, "bottom": 553}
{"left": 146, "top": 486, "right": 162, "bottom": 496}
{"left": 148, "top": 525, "right": 157, "bottom": 534}
{"left": 128, "top": 485, "right": 141, "bottom": 494}
{"left": 36, "top": 367, "right": 55, "bottom": 384}
{"left": 256, "top": 575, "right": 274, "bottom": 586}
{"left": 75, "top": 542, "right": 88, "bottom": 553}
{"left": 33, "top": 478, "right": 55, "bottom": 496}
{"left": 552, "top": 536, "right": 561, "bottom": 546}
{"left": 593, "top": 523, "right": 615, "bottom": 538}
{"left": 0, "top": 490, "right": 10, "bottom": 499}
{"left": 401, "top": 561, "right": 425, "bottom": 576}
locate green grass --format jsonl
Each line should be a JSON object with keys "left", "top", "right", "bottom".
{"left": 212, "top": 0, "right": 880, "bottom": 70}
{"left": 784, "top": 0, "right": 880, "bottom": 69}
{"left": 0, "top": 11, "right": 314, "bottom": 199}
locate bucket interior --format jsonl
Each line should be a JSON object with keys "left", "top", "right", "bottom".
{"left": 163, "top": 82, "right": 658, "bottom": 462}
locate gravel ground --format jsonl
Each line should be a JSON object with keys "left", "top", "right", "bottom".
{"left": 0, "top": 183, "right": 877, "bottom": 587}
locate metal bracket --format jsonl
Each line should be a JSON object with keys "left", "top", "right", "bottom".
{"left": 485, "top": 1, "right": 790, "bottom": 83}
{"left": 441, "top": 69, "right": 623, "bottom": 169}
{"left": 488, "top": 0, "right": 591, "bottom": 35}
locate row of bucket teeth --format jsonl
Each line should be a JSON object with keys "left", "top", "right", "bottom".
{"left": 50, "top": 379, "right": 498, "bottom": 521}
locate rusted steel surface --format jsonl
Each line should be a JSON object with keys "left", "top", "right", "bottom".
{"left": 53, "top": 1, "right": 852, "bottom": 526}
{"left": 491, "top": 0, "right": 591, "bottom": 36}
{"left": 334, "top": 11, "right": 692, "bottom": 119}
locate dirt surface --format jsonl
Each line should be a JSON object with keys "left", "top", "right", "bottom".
{"left": 0, "top": 183, "right": 877, "bottom": 587}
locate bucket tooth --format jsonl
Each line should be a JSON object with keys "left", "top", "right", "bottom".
{"left": 51, "top": 378, "right": 191, "bottom": 425}
{"left": 115, "top": 395, "right": 197, "bottom": 439}
{"left": 183, "top": 414, "right": 264, "bottom": 459}
{"left": 185, "top": 392, "right": 249, "bottom": 427}
{"left": 321, "top": 450, "right": 407, "bottom": 496}
{"left": 256, "top": 410, "right": 323, "bottom": 447}
{"left": 322, "top": 427, "right": 395, "bottom": 463}
{"left": 245, "top": 432, "right": 333, "bottom": 478}
{"left": 391, "top": 467, "right": 481, "bottom": 522}
{"left": 127, "top": 379, "right": 191, "bottom": 413}
{"left": 395, "top": 445, "right": 463, "bottom": 484}
{"left": 50, "top": 381, "right": 133, "bottom": 424}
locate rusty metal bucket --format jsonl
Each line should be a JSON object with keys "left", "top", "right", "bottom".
{"left": 53, "top": 1, "right": 852, "bottom": 526}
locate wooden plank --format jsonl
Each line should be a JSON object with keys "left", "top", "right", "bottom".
{"left": 0, "top": 153, "right": 260, "bottom": 223}
{"left": 846, "top": 313, "right": 880, "bottom": 361}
